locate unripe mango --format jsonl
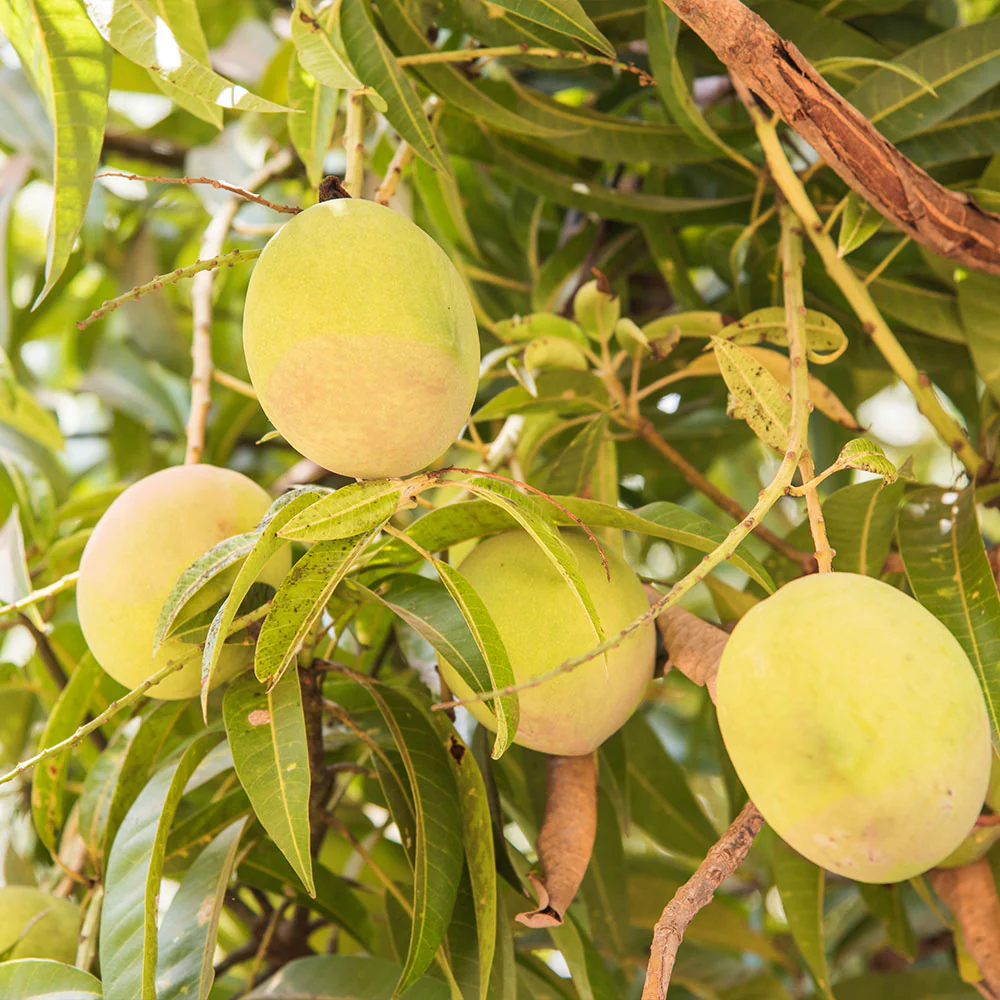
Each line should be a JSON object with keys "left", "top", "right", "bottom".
{"left": 0, "top": 887, "right": 80, "bottom": 963}
{"left": 78, "top": 465, "right": 290, "bottom": 700}
{"left": 438, "top": 530, "right": 655, "bottom": 755}
{"left": 242, "top": 199, "right": 480, "bottom": 480}
{"left": 717, "top": 573, "right": 991, "bottom": 883}
{"left": 573, "top": 279, "right": 620, "bottom": 342}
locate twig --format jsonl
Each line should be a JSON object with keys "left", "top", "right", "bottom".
{"left": 660, "top": 0, "right": 1000, "bottom": 276}
{"left": 0, "top": 571, "right": 78, "bottom": 616}
{"left": 780, "top": 205, "right": 835, "bottom": 572}
{"left": 396, "top": 45, "right": 653, "bottom": 85}
{"left": 737, "top": 81, "right": 983, "bottom": 476}
{"left": 77, "top": 250, "right": 261, "bottom": 331}
{"left": 642, "top": 802, "right": 765, "bottom": 999}
{"left": 0, "top": 602, "right": 271, "bottom": 787}
{"left": 344, "top": 91, "right": 366, "bottom": 198}
{"left": 184, "top": 150, "right": 294, "bottom": 465}
{"left": 374, "top": 141, "right": 414, "bottom": 206}
{"left": 862, "top": 235, "right": 910, "bottom": 286}
{"left": 212, "top": 369, "right": 258, "bottom": 399}
{"left": 96, "top": 171, "right": 300, "bottom": 215}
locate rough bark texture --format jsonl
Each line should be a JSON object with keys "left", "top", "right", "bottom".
{"left": 930, "top": 860, "right": 1000, "bottom": 997}
{"left": 516, "top": 753, "right": 598, "bottom": 928}
{"left": 664, "top": 0, "right": 1000, "bottom": 276}
{"left": 643, "top": 801, "right": 765, "bottom": 999}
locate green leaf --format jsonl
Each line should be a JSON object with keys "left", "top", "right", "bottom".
{"left": 155, "top": 817, "right": 248, "bottom": 1000}
{"left": 242, "top": 955, "right": 451, "bottom": 999}
{"left": 833, "top": 968, "right": 976, "bottom": 999}
{"left": 472, "top": 370, "right": 609, "bottom": 420}
{"left": 255, "top": 531, "right": 373, "bottom": 686}
{"left": 224, "top": 669, "right": 314, "bottom": 895}
{"left": 838, "top": 193, "right": 885, "bottom": 258}
{"left": 848, "top": 18, "right": 1000, "bottom": 142}
{"left": 339, "top": 0, "right": 447, "bottom": 171}
{"left": 820, "top": 479, "right": 905, "bottom": 577}
{"left": 30, "top": 654, "right": 107, "bottom": 855}
{"left": 78, "top": 701, "right": 190, "bottom": 874}
{"left": 533, "top": 416, "right": 608, "bottom": 497}
{"left": 288, "top": 55, "right": 338, "bottom": 189}
{"left": 163, "top": 787, "right": 250, "bottom": 874}
{"left": 341, "top": 675, "right": 464, "bottom": 994}
{"left": 771, "top": 835, "right": 832, "bottom": 997}
{"left": 0, "top": 959, "right": 102, "bottom": 999}
{"left": 84, "top": 0, "right": 289, "bottom": 117}
{"left": 898, "top": 88, "right": 1000, "bottom": 165}
{"left": 718, "top": 308, "right": 847, "bottom": 364}
{"left": 0, "top": 0, "right": 110, "bottom": 306}
{"left": 818, "top": 56, "right": 938, "bottom": 97}
{"left": 623, "top": 713, "right": 717, "bottom": 857}
{"left": 712, "top": 336, "right": 791, "bottom": 452}
{"left": 432, "top": 560, "right": 519, "bottom": 757}
{"left": 0, "top": 387, "right": 65, "bottom": 453}
{"left": 581, "top": 788, "right": 629, "bottom": 959}
{"left": 100, "top": 731, "right": 222, "bottom": 1000}
{"left": 202, "top": 488, "right": 323, "bottom": 712}
{"left": 645, "top": 0, "right": 748, "bottom": 168}
{"left": 347, "top": 575, "right": 518, "bottom": 752}
{"left": 835, "top": 438, "right": 899, "bottom": 481}
{"left": 484, "top": 0, "right": 613, "bottom": 56}
{"left": 154, "top": 531, "right": 257, "bottom": 652}
{"left": 958, "top": 272, "right": 1000, "bottom": 402}
{"left": 868, "top": 275, "right": 965, "bottom": 344}
{"left": 280, "top": 479, "right": 403, "bottom": 542}
{"left": 898, "top": 486, "right": 1000, "bottom": 741}
{"left": 0, "top": 509, "right": 43, "bottom": 629}
{"left": 494, "top": 313, "right": 587, "bottom": 346}
{"left": 291, "top": 0, "right": 362, "bottom": 91}
{"left": 859, "top": 883, "right": 916, "bottom": 961}
{"left": 429, "top": 718, "right": 496, "bottom": 1000}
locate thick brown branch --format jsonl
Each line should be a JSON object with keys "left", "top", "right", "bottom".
{"left": 930, "top": 860, "right": 1000, "bottom": 997}
{"left": 664, "top": 0, "right": 1000, "bottom": 275}
{"left": 642, "top": 801, "right": 765, "bottom": 999}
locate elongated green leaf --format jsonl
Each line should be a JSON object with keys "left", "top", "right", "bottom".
{"left": 292, "top": 0, "right": 362, "bottom": 91}
{"left": 239, "top": 840, "right": 373, "bottom": 948}
{"left": 84, "top": 0, "right": 289, "bottom": 116}
{"left": 341, "top": 674, "right": 464, "bottom": 995}
{"left": 255, "top": 531, "right": 373, "bottom": 685}
{"left": 958, "top": 272, "right": 1000, "bottom": 402}
{"left": 834, "top": 969, "right": 977, "bottom": 999}
{"left": 623, "top": 714, "right": 716, "bottom": 857}
{"left": 155, "top": 817, "right": 247, "bottom": 1000}
{"left": 494, "top": 145, "right": 752, "bottom": 225}
{"left": 0, "top": 386, "right": 64, "bottom": 453}
{"left": 868, "top": 275, "right": 965, "bottom": 344}
{"left": 859, "top": 884, "right": 916, "bottom": 961}
{"left": 836, "top": 438, "right": 899, "bottom": 481}
{"left": 433, "top": 560, "right": 518, "bottom": 757}
{"left": 31, "top": 654, "right": 106, "bottom": 855}
{"left": 849, "top": 18, "right": 1000, "bottom": 142}
{"left": 288, "top": 55, "right": 338, "bottom": 188}
{"left": 712, "top": 336, "right": 791, "bottom": 452}
{"left": 472, "top": 370, "right": 609, "bottom": 421}
{"left": 154, "top": 532, "right": 257, "bottom": 652}
{"left": 164, "top": 787, "right": 250, "bottom": 873}
{"left": 771, "top": 835, "right": 833, "bottom": 999}
{"left": 533, "top": 416, "right": 608, "bottom": 497}
{"left": 898, "top": 487, "right": 1000, "bottom": 740}
{"left": 821, "top": 479, "right": 905, "bottom": 577}
{"left": 244, "top": 955, "right": 450, "bottom": 999}
{"left": 202, "top": 488, "right": 322, "bottom": 713}
{"left": 0, "top": 959, "right": 102, "bottom": 999}
{"left": 645, "top": 0, "right": 746, "bottom": 167}
{"left": 898, "top": 87, "right": 1000, "bottom": 165}
{"left": 0, "top": 0, "right": 110, "bottom": 306}
{"left": 280, "top": 479, "right": 403, "bottom": 542}
{"left": 485, "top": 0, "right": 612, "bottom": 55}
{"left": 100, "top": 731, "right": 222, "bottom": 1000}
{"left": 340, "top": 0, "right": 447, "bottom": 171}
{"left": 224, "top": 669, "right": 313, "bottom": 895}
{"left": 78, "top": 700, "right": 190, "bottom": 873}
{"left": 838, "top": 193, "right": 885, "bottom": 257}
{"left": 581, "top": 788, "right": 629, "bottom": 960}
{"left": 718, "top": 308, "right": 847, "bottom": 363}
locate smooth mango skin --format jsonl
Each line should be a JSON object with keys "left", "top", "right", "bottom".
{"left": 0, "top": 887, "right": 80, "bottom": 963}
{"left": 438, "top": 530, "right": 655, "bottom": 755}
{"left": 77, "top": 465, "right": 290, "bottom": 700}
{"left": 242, "top": 199, "right": 480, "bottom": 480}
{"left": 717, "top": 573, "right": 991, "bottom": 883}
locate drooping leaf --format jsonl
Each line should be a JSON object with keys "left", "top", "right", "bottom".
{"left": 224, "top": 669, "right": 314, "bottom": 895}
{"left": 0, "top": 0, "right": 110, "bottom": 306}
{"left": 287, "top": 55, "right": 338, "bottom": 188}
{"left": 99, "top": 731, "right": 222, "bottom": 1000}
{"left": 291, "top": 0, "right": 362, "bottom": 92}
{"left": 483, "top": 0, "right": 613, "bottom": 56}
{"left": 957, "top": 271, "right": 1000, "bottom": 403}
{"left": 155, "top": 817, "right": 248, "bottom": 1000}
{"left": 255, "top": 531, "right": 373, "bottom": 686}
{"left": 821, "top": 479, "right": 905, "bottom": 577}
{"left": 279, "top": 479, "right": 403, "bottom": 542}
{"left": 31, "top": 654, "right": 108, "bottom": 855}
{"left": 0, "top": 959, "right": 102, "bottom": 999}
{"left": 835, "top": 439, "right": 899, "bottom": 482}
{"left": 898, "top": 486, "right": 1000, "bottom": 741}
{"left": 718, "top": 308, "right": 848, "bottom": 364}
{"left": 163, "top": 787, "right": 251, "bottom": 874}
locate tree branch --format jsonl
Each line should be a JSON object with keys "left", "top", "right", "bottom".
{"left": 662, "top": 0, "right": 1000, "bottom": 276}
